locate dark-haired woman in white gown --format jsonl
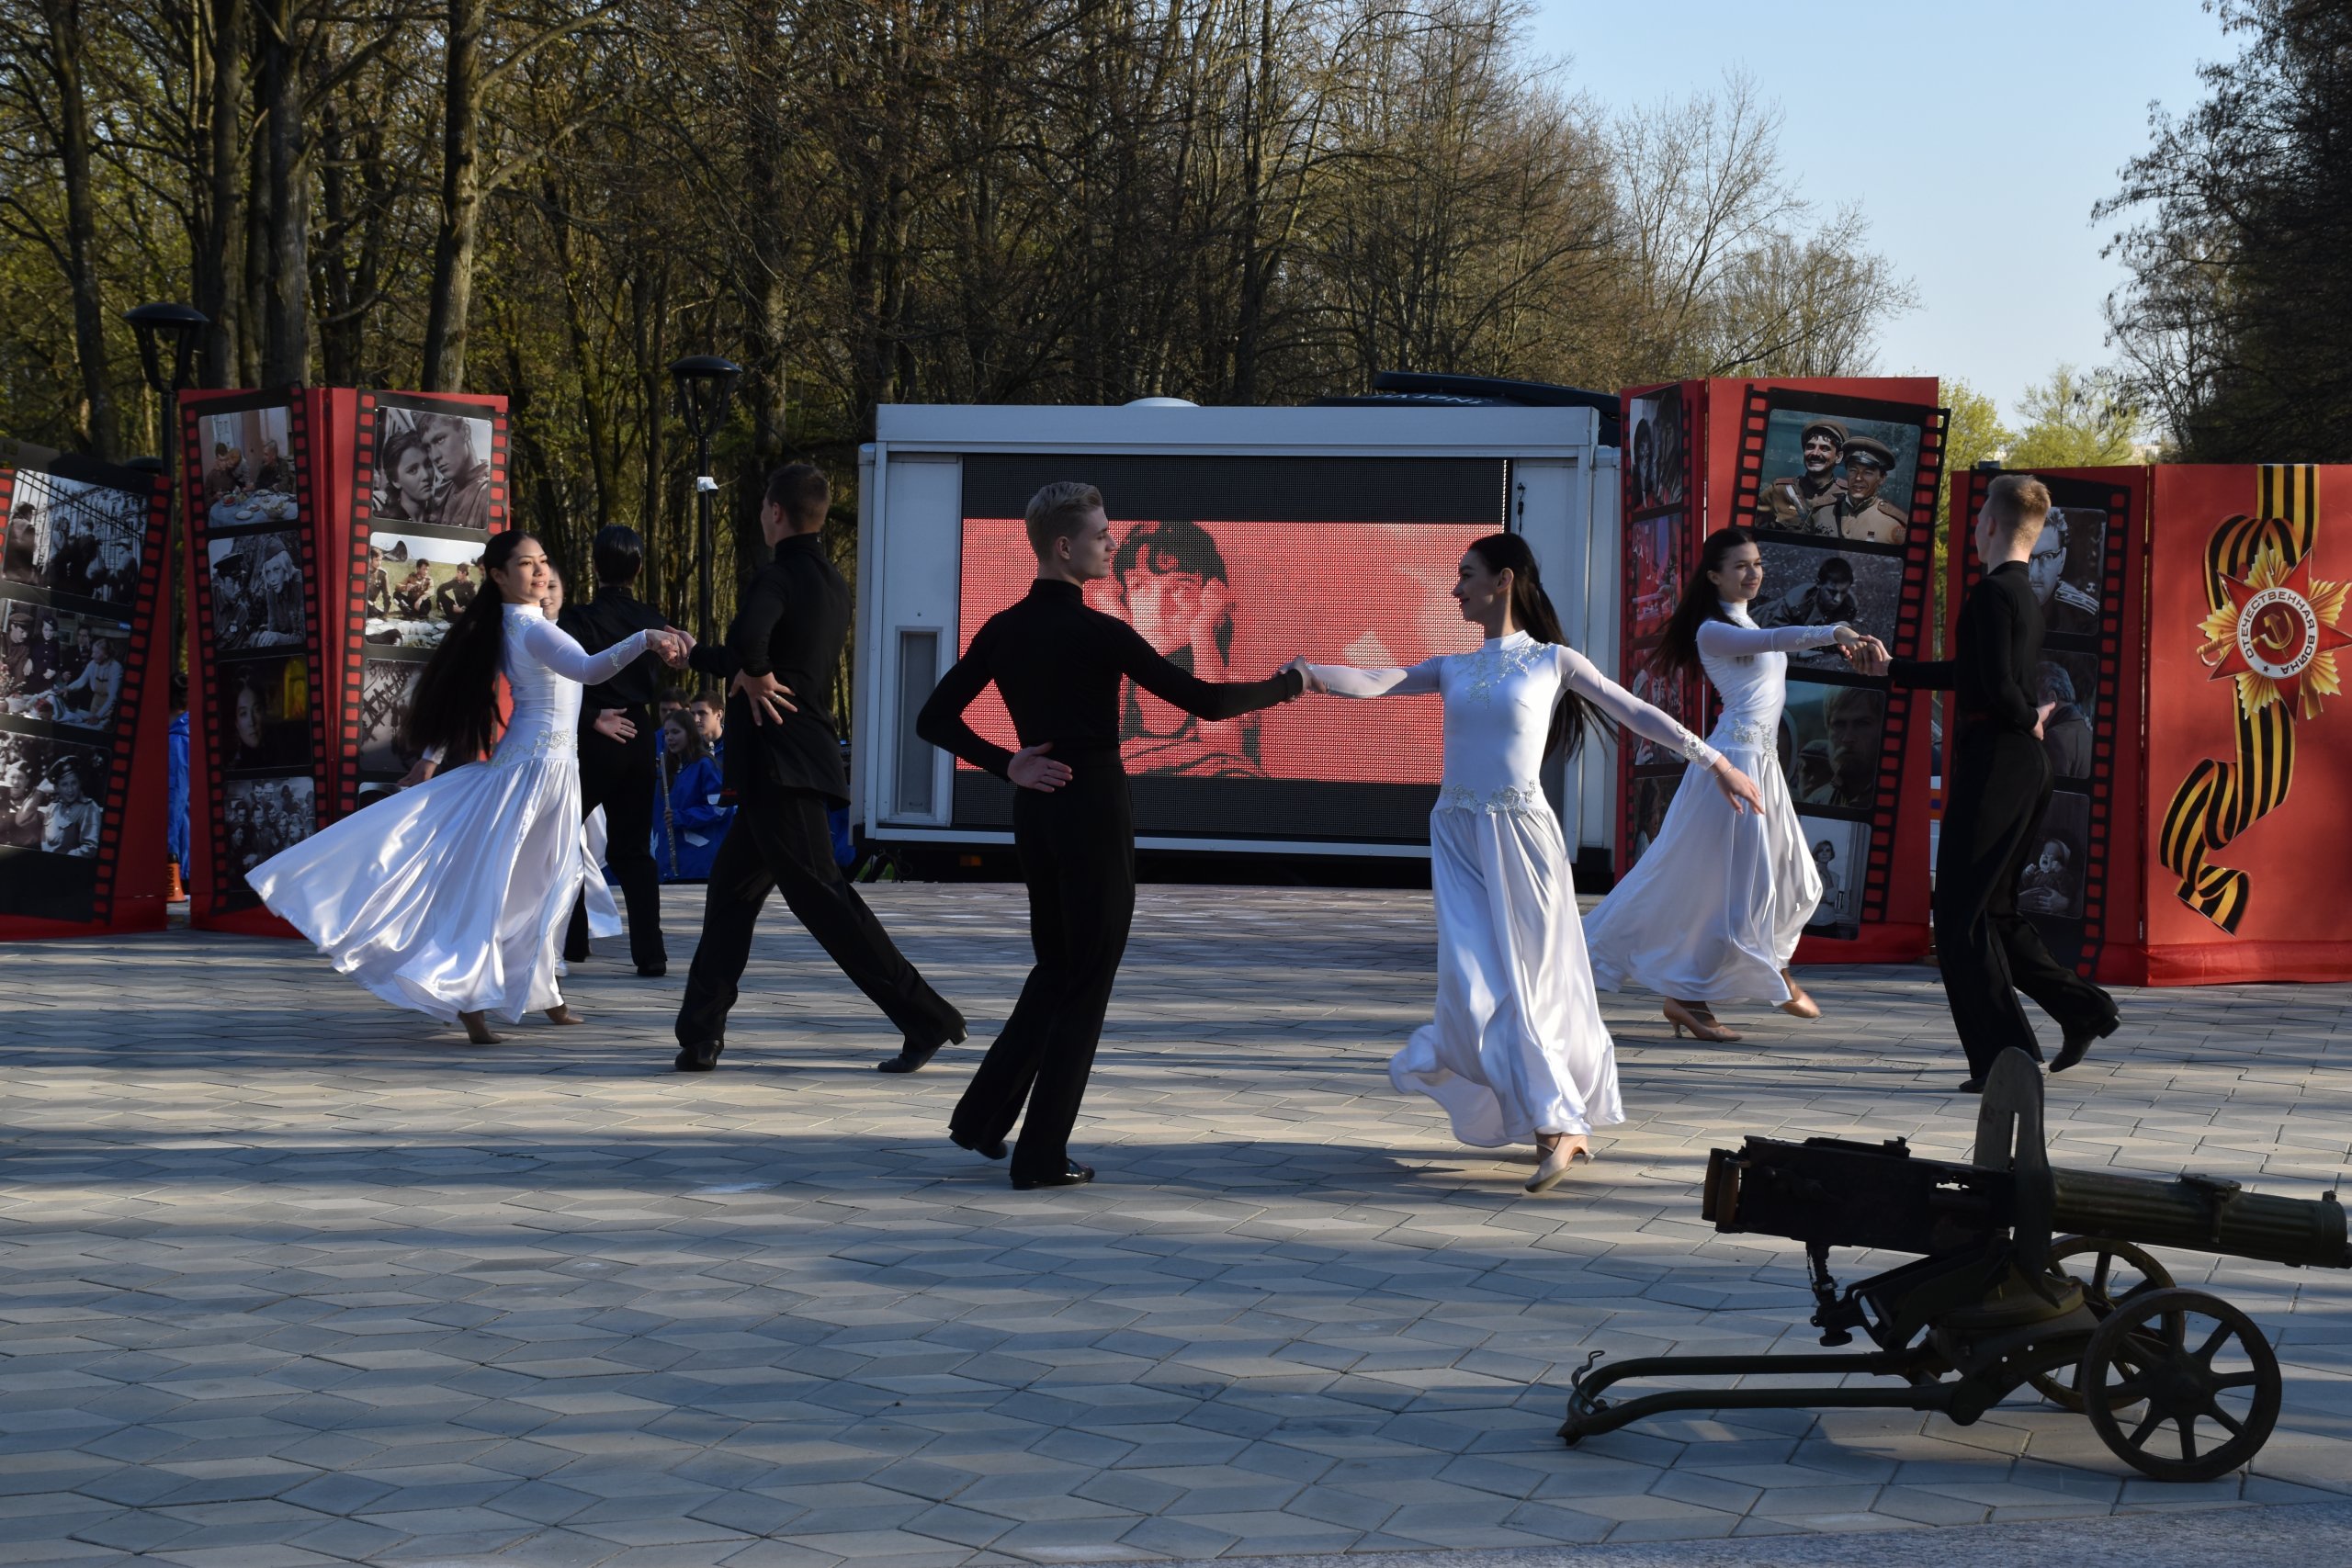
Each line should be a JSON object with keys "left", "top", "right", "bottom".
{"left": 1583, "top": 525, "right": 1876, "bottom": 1040}
{"left": 1289, "top": 534, "right": 1763, "bottom": 1193}
{"left": 251, "top": 534, "right": 687, "bottom": 1043}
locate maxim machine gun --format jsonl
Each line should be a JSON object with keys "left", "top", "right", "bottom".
{"left": 1560, "top": 1055, "right": 2349, "bottom": 1482}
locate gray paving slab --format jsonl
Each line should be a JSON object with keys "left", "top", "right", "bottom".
{"left": 2, "top": 882, "right": 2350, "bottom": 1568}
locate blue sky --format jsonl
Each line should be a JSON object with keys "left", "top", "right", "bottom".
{"left": 1527, "top": 0, "right": 2231, "bottom": 423}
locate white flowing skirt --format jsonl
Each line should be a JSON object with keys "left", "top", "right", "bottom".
{"left": 1583, "top": 739, "right": 1820, "bottom": 1005}
{"left": 1389, "top": 806, "right": 1624, "bottom": 1146}
{"left": 249, "top": 753, "right": 587, "bottom": 1024}
{"left": 581, "top": 807, "right": 622, "bottom": 940}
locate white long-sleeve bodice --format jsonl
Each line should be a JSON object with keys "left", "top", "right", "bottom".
{"left": 490, "top": 603, "right": 649, "bottom": 765}
{"left": 1693, "top": 604, "right": 1841, "bottom": 754}
{"left": 1306, "top": 631, "right": 1720, "bottom": 812}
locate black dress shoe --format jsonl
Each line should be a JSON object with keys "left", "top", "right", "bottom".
{"left": 950, "top": 1130, "right": 1007, "bottom": 1161}
{"left": 2052, "top": 1015, "right": 2119, "bottom": 1073}
{"left": 637, "top": 962, "right": 667, "bottom": 978}
{"left": 674, "top": 1039, "right": 724, "bottom": 1072}
{"left": 1011, "top": 1161, "right": 1094, "bottom": 1190}
{"left": 1957, "top": 1077, "right": 1985, "bottom": 1094}
{"left": 563, "top": 947, "right": 591, "bottom": 964}
{"left": 877, "top": 1027, "right": 967, "bottom": 1075}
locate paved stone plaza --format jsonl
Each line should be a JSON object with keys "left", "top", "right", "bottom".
{"left": 4, "top": 884, "right": 2350, "bottom": 1567}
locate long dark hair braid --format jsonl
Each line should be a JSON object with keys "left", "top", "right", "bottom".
{"left": 1465, "top": 533, "right": 1603, "bottom": 760}
{"left": 401, "top": 530, "right": 532, "bottom": 763}
{"left": 1654, "top": 525, "right": 1755, "bottom": 680}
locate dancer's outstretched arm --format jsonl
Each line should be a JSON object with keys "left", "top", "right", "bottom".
{"left": 1693, "top": 621, "right": 1855, "bottom": 659}
{"left": 1291, "top": 658, "right": 1441, "bottom": 698}
{"left": 1552, "top": 645, "right": 1764, "bottom": 815}
{"left": 521, "top": 617, "right": 681, "bottom": 686}
{"left": 1112, "top": 623, "right": 1303, "bottom": 718}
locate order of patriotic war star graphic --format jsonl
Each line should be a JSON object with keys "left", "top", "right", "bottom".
{"left": 1808, "top": 435, "right": 1909, "bottom": 545}
{"left": 1758, "top": 418, "right": 1849, "bottom": 530}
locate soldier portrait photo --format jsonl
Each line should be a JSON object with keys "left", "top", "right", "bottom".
{"left": 2027, "top": 503, "right": 2107, "bottom": 637}
{"left": 1778, "top": 682, "right": 1884, "bottom": 813}
{"left": 1753, "top": 540, "right": 1903, "bottom": 667}
{"left": 1752, "top": 406, "right": 1925, "bottom": 546}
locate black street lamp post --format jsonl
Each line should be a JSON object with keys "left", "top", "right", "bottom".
{"left": 668, "top": 354, "right": 741, "bottom": 654}
{"left": 124, "top": 302, "right": 209, "bottom": 668}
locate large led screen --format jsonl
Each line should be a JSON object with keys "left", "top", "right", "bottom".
{"left": 949, "top": 455, "right": 1507, "bottom": 843}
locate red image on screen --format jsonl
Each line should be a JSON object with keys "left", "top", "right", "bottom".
{"left": 956, "top": 518, "right": 1489, "bottom": 784}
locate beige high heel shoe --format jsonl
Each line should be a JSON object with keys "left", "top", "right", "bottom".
{"left": 1526, "top": 1137, "right": 1596, "bottom": 1193}
{"left": 1778, "top": 970, "right": 1821, "bottom": 1020}
{"left": 1662, "top": 998, "right": 1740, "bottom": 1042}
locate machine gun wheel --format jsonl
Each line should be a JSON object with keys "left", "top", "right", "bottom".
{"left": 2030, "top": 1235, "right": 2178, "bottom": 1412}
{"left": 2082, "top": 1288, "right": 2281, "bottom": 1483}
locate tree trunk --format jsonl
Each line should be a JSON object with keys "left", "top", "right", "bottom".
{"left": 254, "top": 0, "right": 309, "bottom": 383}
{"left": 421, "top": 0, "right": 485, "bottom": 391}
{"left": 196, "top": 0, "right": 243, "bottom": 387}
{"left": 41, "top": 0, "right": 115, "bottom": 457}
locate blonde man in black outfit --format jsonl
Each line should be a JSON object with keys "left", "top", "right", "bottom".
{"left": 1860, "top": 475, "right": 2119, "bottom": 1089}
{"left": 918, "top": 482, "right": 1303, "bottom": 1189}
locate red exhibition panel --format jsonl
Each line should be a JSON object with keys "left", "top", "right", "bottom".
{"left": 176, "top": 386, "right": 511, "bottom": 937}
{"left": 2143, "top": 464, "right": 2352, "bottom": 983}
{"left": 0, "top": 445, "right": 173, "bottom": 936}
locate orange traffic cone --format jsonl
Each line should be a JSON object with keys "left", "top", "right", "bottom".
{"left": 165, "top": 860, "right": 187, "bottom": 903}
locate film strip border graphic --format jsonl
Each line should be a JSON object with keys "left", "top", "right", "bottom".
{"left": 179, "top": 389, "right": 330, "bottom": 910}
{"left": 1728, "top": 386, "right": 1949, "bottom": 927}
{"left": 1615, "top": 385, "right": 1700, "bottom": 872}
{"left": 0, "top": 461, "right": 170, "bottom": 923}
{"left": 1958, "top": 471, "right": 2135, "bottom": 975}
{"left": 333, "top": 393, "right": 512, "bottom": 817}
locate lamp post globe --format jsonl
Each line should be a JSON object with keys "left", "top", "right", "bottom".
{"left": 124, "top": 302, "right": 209, "bottom": 400}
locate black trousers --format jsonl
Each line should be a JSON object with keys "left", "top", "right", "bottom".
{"left": 952, "top": 761, "right": 1135, "bottom": 1180}
{"left": 674, "top": 782, "right": 963, "bottom": 1050}
{"left": 1932, "top": 724, "right": 2118, "bottom": 1077}
{"left": 566, "top": 711, "right": 664, "bottom": 970}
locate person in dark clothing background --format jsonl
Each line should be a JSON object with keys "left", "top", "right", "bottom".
{"left": 561, "top": 525, "right": 671, "bottom": 975}
{"left": 1859, "top": 474, "right": 2119, "bottom": 1089}
{"left": 673, "top": 463, "right": 966, "bottom": 1075}
{"left": 917, "top": 482, "right": 1303, "bottom": 1190}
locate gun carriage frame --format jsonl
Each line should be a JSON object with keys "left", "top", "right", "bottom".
{"left": 1560, "top": 1054, "right": 2344, "bottom": 1483}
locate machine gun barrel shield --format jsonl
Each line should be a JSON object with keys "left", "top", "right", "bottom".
{"left": 1560, "top": 1053, "right": 2347, "bottom": 1483}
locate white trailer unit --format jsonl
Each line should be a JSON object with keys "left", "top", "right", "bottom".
{"left": 852, "top": 402, "right": 1620, "bottom": 862}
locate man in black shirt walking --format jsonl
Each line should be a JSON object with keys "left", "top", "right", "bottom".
{"left": 561, "top": 525, "right": 670, "bottom": 975}
{"left": 674, "top": 464, "right": 965, "bottom": 1073}
{"left": 1865, "top": 475, "right": 2119, "bottom": 1089}
{"left": 918, "top": 482, "right": 1303, "bottom": 1189}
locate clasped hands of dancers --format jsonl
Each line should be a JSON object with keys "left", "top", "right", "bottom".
{"left": 251, "top": 468, "right": 2116, "bottom": 1193}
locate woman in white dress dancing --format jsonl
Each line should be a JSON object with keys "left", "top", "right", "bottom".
{"left": 250, "top": 532, "right": 687, "bottom": 1043}
{"left": 1290, "top": 534, "right": 1763, "bottom": 1192}
{"left": 1583, "top": 526, "right": 1875, "bottom": 1040}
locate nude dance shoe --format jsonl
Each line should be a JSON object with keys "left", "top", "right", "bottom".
{"left": 1526, "top": 1140, "right": 1595, "bottom": 1193}
{"left": 1663, "top": 998, "right": 1740, "bottom": 1042}
{"left": 1777, "top": 971, "right": 1822, "bottom": 1020}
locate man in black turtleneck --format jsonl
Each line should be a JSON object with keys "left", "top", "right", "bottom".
{"left": 561, "top": 525, "right": 670, "bottom": 975}
{"left": 1864, "top": 474, "right": 2119, "bottom": 1089}
{"left": 917, "top": 482, "right": 1303, "bottom": 1190}
{"left": 673, "top": 463, "right": 966, "bottom": 1073}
